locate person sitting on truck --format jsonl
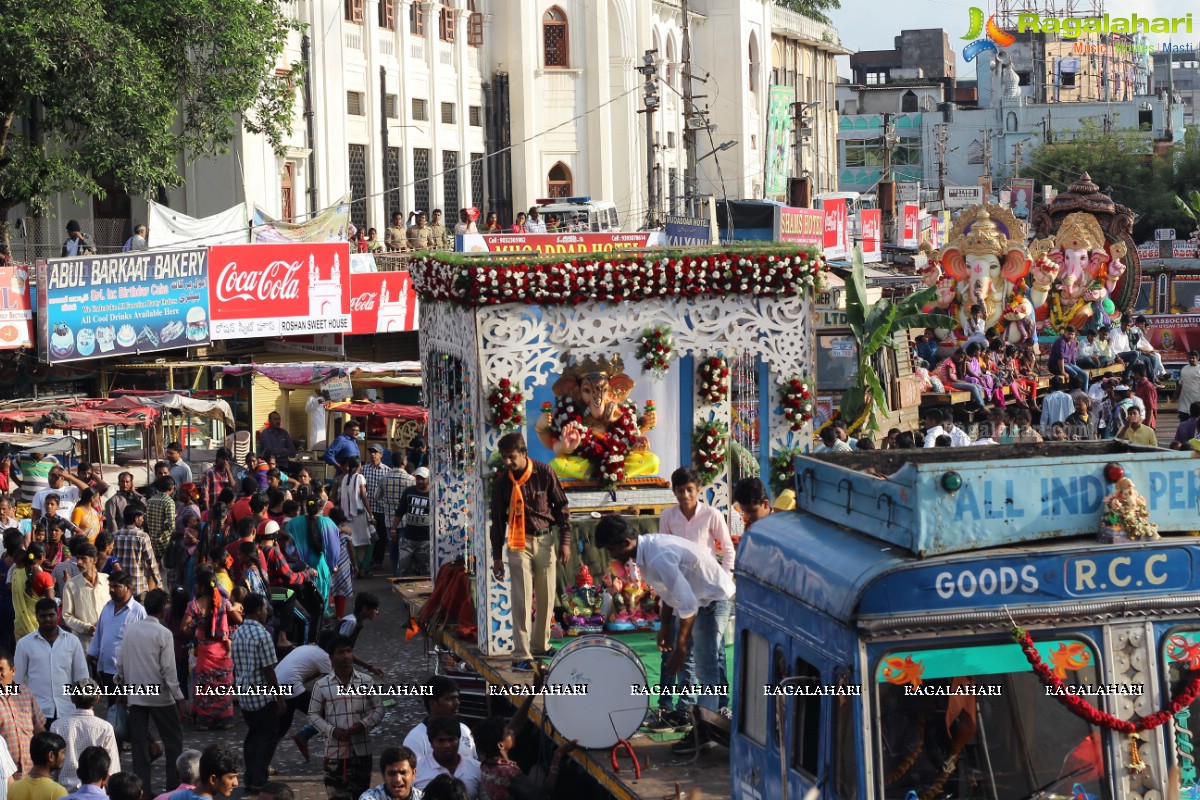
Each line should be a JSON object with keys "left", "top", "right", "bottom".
{"left": 915, "top": 330, "right": 941, "bottom": 368}
{"left": 832, "top": 418, "right": 857, "bottom": 450}
{"left": 930, "top": 349, "right": 986, "bottom": 410}
{"left": 814, "top": 428, "right": 849, "bottom": 453}
{"left": 1117, "top": 405, "right": 1159, "bottom": 446}
{"left": 593, "top": 514, "right": 734, "bottom": 756}
{"left": 1172, "top": 401, "right": 1200, "bottom": 450}
{"left": 523, "top": 208, "right": 546, "bottom": 234}
{"left": 922, "top": 408, "right": 970, "bottom": 448}
{"left": 1000, "top": 407, "right": 1043, "bottom": 444}
{"left": 1041, "top": 377, "right": 1074, "bottom": 428}
{"left": 1130, "top": 364, "right": 1159, "bottom": 430}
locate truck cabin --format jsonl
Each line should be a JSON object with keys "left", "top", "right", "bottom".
{"left": 533, "top": 197, "right": 620, "bottom": 232}
{"left": 734, "top": 442, "right": 1200, "bottom": 800}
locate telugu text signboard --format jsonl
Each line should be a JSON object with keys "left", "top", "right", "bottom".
{"left": 665, "top": 215, "right": 713, "bottom": 247}
{"left": 778, "top": 207, "right": 824, "bottom": 249}
{"left": 349, "top": 271, "right": 419, "bottom": 335}
{"left": 38, "top": 249, "right": 210, "bottom": 364}
{"left": 0, "top": 266, "right": 33, "bottom": 350}
{"left": 207, "top": 243, "right": 352, "bottom": 340}
{"left": 457, "top": 232, "right": 666, "bottom": 254}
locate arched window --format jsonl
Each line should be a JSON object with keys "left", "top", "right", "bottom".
{"left": 748, "top": 33, "right": 759, "bottom": 93}
{"left": 543, "top": 7, "right": 569, "bottom": 68}
{"left": 1006, "top": 111, "right": 1018, "bottom": 131}
{"left": 901, "top": 90, "right": 918, "bottom": 112}
{"left": 547, "top": 162, "right": 572, "bottom": 198}
{"left": 666, "top": 36, "right": 676, "bottom": 88}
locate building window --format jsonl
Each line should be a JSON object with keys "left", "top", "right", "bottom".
{"left": 412, "top": 98, "right": 429, "bottom": 121}
{"left": 386, "top": 147, "right": 402, "bottom": 219}
{"left": 346, "top": 91, "right": 365, "bottom": 116}
{"left": 410, "top": 2, "right": 424, "bottom": 35}
{"left": 748, "top": 33, "right": 759, "bottom": 94}
{"left": 281, "top": 162, "right": 295, "bottom": 223}
{"left": 414, "top": 148, "right": 431, "bottom": 214}
{"left": 385, "top": 94, "right": 399, "bottom": 119}
{"left": 468, "top": 106, "right": 482, "bottom": 127}
{"left": 843, "top": 139, "right": 883, "bottom": 168}
{"left": 901, "top": 90, "right": 918, "bottom": 112}
{"left": 547, "top": 162, "right": 572, "bottom": 198}
{"left": 439, "top": 7, "right": 455, "bottom": 42}
{"left": 865, "top": 70, "right": 886, "bottom": 85}
{"left": 543, "top": 7, "right": 569, "bottom": 68}
{"left": 470, "top": 152, "right": 485, "bottom": 209}
{"left": 967, "top": 139, "right": 983, "bottom": 165}
{"left": 345, "top": 0, "right": 363, "bottom": 23}
{"left": 667, "top": 131, "right": 676, "bottom": 148}
{"left": 893, "top": 136, "right": 922, "bottom": 166}
{"left": 443, "top": 151, "right": 460, "bottom": 214}
{"left": 468, "top": 0, "right": 483, "bottom": 47}
{"left": 379, "top": 0, "right": 394, "bottom": 29}
{"left": 441, "top": 102, "right": 456, "bottom": 124}
{"left": 348, "top": 144, "right": 368, "bottom": 228}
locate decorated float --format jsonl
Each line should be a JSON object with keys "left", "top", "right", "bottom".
{"left": 1029, "top": 172, "right": 1140, "bottom": 336}
{"left": 411, "top": 244, "right": 823, "bottom": 656}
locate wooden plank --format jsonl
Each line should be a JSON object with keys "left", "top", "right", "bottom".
{"left": 920, "top": 391, "right": 973, "bottom": 406}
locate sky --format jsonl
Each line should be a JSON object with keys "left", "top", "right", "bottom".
{"left": 826, "top": 0, "right": 1190, "bottom": 81}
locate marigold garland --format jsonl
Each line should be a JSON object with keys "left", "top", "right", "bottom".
{"left": 692, "top": 419, "right": 729, "bottom": 486}
{"left": 697, "top": 356, "right": 730, "bottom": 404}
{"left": 487, "top": 379, "right": 525, "bottom": 432}
{"left": 779, "top": 375, "right": 816, "bottom": 431}
{"left": 1015, "top": 626, "right": 1200, "bottom": 732}
{"left": 636, "top": 325, "right": 675, "bottom": 379}
{"left": 409, "top": 248, "right": 829, "bottom": 307}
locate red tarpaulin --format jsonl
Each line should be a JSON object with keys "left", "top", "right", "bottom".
{"left": 327, "top": 402, "right": 428, "bottom": 422}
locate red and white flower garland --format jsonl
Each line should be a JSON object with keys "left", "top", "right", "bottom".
{"left": 636, "top": 325, "right": 674, "bottom": 379}
{"left": 697, "top": 356, "right": 730, "bottom": 404}
{"left": 547, "top": 396, "right": 643, "bottom": 490}
{"left": 692, "top": 419, "right": 729, "bottom": 486}
{"left": 487, "top": 379, "right": 525, "bottom": 432}
{"left": 410, "top": 249, "right": 828, "bottom": 307}
{"left": 779, "top": 375, "right": 816, "bottom": 431}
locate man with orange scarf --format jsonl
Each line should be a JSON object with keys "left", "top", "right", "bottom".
{"left": 489, "top": 433, "right": 571, "bottom": 672}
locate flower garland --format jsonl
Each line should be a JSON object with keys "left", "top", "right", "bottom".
{"left": 1015, "top": 626, "right": 1200, "bottom": 732}
{"left": 697, "top": 356, "right": 730, "bottom": 404}
{"left": 769, "top": 446, "right": 805, "bottom": 496}
{"left": 636, "top": 325, "right": 675, "bottom": 379}
{"left": 779, "top": 375, "right": 816, "bottom": 432}
{"left": 409, "top": 248, "right": 828, "bottom": 307}
{"left": 546, "top": 397, "right": 642, "bottom": 490}
{"left": 487, "top": 379, "right": 525, "bottom": 432}
{"left": 692, "top": 419, "right": 729, "bottom": 486}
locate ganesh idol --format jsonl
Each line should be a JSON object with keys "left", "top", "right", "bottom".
{"left": 921, "top": 204, "right": 1046, "bottom": 346}
{"left": 1029, "top": 211, "right": 1127, "bottom": 334}
{"left": 534, "top": 354, "right": 659, "bottom": 482}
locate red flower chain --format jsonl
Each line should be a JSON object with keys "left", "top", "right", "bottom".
{"left": 487, "top": 378, "right": 525, "bottom": 432}
{"left": 779, "top": 375, "right": 816, "bottom": 432}
{"left": 1015, "top": 626, "right": 1200, "bottom": 732}
{"left": 697, "top": 356, "right": 730, "bottom": 404}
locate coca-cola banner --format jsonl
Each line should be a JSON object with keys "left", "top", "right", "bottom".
{"left": 37, "top": 248, "right": 210, "bottom": 364}
{"left": 207, "top": 243, "right": 352, "bottom": 339}
{"left": 349, "top": 271, "right": 419, "bottom": 335}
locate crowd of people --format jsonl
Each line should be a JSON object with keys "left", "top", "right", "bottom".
{"left": 350, "top": 206, "right": 592, "bottom": 254}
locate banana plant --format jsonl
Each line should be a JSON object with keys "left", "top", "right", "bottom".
{"left": 839, "top": 246, "right": 955, "bottom": 432}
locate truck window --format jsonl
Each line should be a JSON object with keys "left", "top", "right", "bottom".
{"left": 791, "top": 657, "right": 822, "bottom": 778}
{"left": 875, "top": 638, "right": 1107, "bottom": 800}
{"left": 741, "top": 629, "right": 769, "bottom": 745}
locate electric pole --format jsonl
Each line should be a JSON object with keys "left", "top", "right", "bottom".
{"left": 681, "top": 0, "right": 697, "bottom": 216}
{"left": 935, "top": 123, "right": 949, "bottom": 201}
{"left": 879, "top": 112, "right": 898, "bottom": 238}
{"left": 639, "top": 50, "right": 660, "bottom": 229}
{"left": 1013, "top": 138, "right": 1025, "bottom": 179}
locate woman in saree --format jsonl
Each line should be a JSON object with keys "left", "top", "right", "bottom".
{"left": 181, "top": 568, "right": 241, "bottom": 730}
{"left": 285, "top": 495, "right": 335, "bottom": 619}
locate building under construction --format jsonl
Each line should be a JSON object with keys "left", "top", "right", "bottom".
{"left": 991, "top": 0, "right": 1151, "bottom": 103}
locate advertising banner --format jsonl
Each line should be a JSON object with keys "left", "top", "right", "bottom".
{"left": 900, "top": 204, "right": 920, "bottom": 248}
{"left": 251, "top": 194, "right": 352, "bottom": 244}
{"left": 38, "top": 249, "right": 210, "bottom": 364}
{"left": 821, "top": 198, "right": 848, "bottom": 260}
{"left": 0, "top": 266, "right": 33, "bottom": 349}
{"left": 764, "top": 85, "right": 796, "bottom": 199}
{"left": 897, "top": 182, "right": 920, "bottom": 203}
{"left": 665, "top": 215, "right": 713, "bottom": 246}
{"left": 457, "top": 232, "right": 666, "bottom": 254}
{"left": 148, "top": 201, "right": 250, "bottom": 248}
{"left": 946, "top": 186, "right": 984, "bottom": 208}
{"left": 349, "top": 271, "right": 419, "bottom": 335}
{"left": 1010, "top": 178, "right": 1035, "bottom": 219}
{"left": 861, "top": 209, "right": 882, "bottom": 263}
{"left": 208, "top": 243, "right": 352, "bottom": 340}
{"left": 779, "top": 207, "right": 825, "bottom": 249}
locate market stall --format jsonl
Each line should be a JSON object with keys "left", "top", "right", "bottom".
{"left": 325, "top": 401, "right": 428, "bottom": 464}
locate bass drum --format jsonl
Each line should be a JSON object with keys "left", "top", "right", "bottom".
{"left": 543, "top": 635, "right": 648, "bottom": 749}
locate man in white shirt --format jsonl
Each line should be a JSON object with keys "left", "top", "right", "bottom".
{"left": 1108, "top": 319, "right": 1156, "bottom": 378}
{"left": 594, "top": 516, "right": 734, "bottom": 756}
{"left": 1177, "top": 350, "right": 1200, "bottom": 422}
{"left": 117, "top": 588, "right": 185, "bottom": 798}
{"left": 402, "top": 676, "right": 477, "bottom": 762}
{"left": 50, "top": 680, "right": 121, "bottom": 791}
{"left": 413, "top": 716, "right": 482, "bottom": 797}
{"left": 1131, "top": 315, "right": 1166, "bottom": 379}
{"left": 14, "top": 598, "right": 89, "bottom": 726}
{"left": 62, "top": 544, "right": 110, "bottom": 655}
{"left": 814, "top": 427, "right": 851, "bottom": 453}
{"left": 30, "top": 467, "right": 88, "bottom": 524}
{"left": 1040, "top": 377, "right": 1075, "bottom": 428}
{"left": 922, "top": 408, "right": 972, "bottom": 448}
{"left": 0, "top": 735, "right": 16, "bottom": 800}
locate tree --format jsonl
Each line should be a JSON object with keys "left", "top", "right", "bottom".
{"left": 0, "top": 0, "right": 300, "bottom": 256}
{"left": 840, "top": 246, "right": 953, "bottom": 432}
{"left": 774, "top": 0, "right": 841, "bottom": 24}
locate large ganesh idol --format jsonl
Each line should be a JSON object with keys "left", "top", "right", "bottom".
{"left": 533, "top": 354, "right": 659, "bottom": 484}
{"left": 1029, "top": 173, "right": 1140, "bottom": 335}
{"left": 922, "top": 204, "right": 1044, "bottom": 345}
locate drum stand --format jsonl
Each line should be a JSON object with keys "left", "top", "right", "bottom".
{"left": 610, "top": 737, "right": 641, "bottom": 779}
